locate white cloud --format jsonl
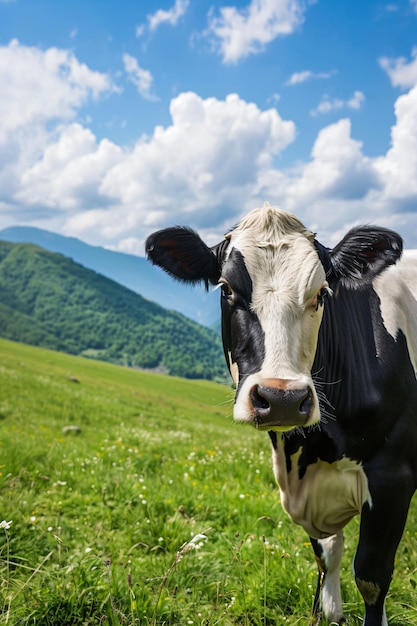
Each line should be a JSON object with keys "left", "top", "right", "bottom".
{"left": 123, "top": 54, "right": 158, "bottom": 101}
{"left": 374, "top": 84, "right": 417, "bottom": 205}
{"left": 311, "top": 96, "right": 344, "bottom": 115}
{"left": 286, "top": 69, "right": 335, "bottom": 85}
{"left": 2, "top": 41, "right": 417, "bottom": 253}
{"left": 16, "top": 124, "right": 123, "bottom": 211}
{"left": 137, "top": 0, "right": 189, "bottom": 36}
{"left": 411, "top": 0, "right": 417, "bottom": 13}
{"left": 0, "top": 40, "right": 116, "bottom": 212}
{"left": 0, "top": 42, "right": 296, "bottom": 246}
{"left": 282, "top": 118, "right": 379, "bottom": 205}
{"left": 0, "top": 40, "right": 114, "bottom": 137}
{"left": 207, "top": 0, "right": 307, "bottom": 64}
{"left": 256, "top": 118, "right": 381, "bottom": 234}
{"left": 379, "top": 46, "right": 417, "bottom": 89}
{"left": 347, "top": 90, "right": 365, "bottom": 109}
{"left": 258, "top": 84, "right": 417, "bottom": 245}
{"left": 99, "top": 92, "right": 296, "bottom": 234}
{"left": 310, "top": 91, "right": 365, "bottom": 116}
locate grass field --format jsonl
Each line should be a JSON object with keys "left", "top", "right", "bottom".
{"left": 1, "top": 338, "right": 417, "bottom": 625}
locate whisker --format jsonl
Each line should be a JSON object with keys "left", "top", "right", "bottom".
{"left": 316, "top": 390, "right": 335, "bottom": 411}
{"left": 313, "top": 373, "right": 342, "bottom": 387}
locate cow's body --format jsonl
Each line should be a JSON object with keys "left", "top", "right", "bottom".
{"left": 146, "top": 204, "right": 417, "bottom": 626}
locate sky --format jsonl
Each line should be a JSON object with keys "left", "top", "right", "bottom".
{"left": 1, "top": 0, "right": 417, "bottom": 254}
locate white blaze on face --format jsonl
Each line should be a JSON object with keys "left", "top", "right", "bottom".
{"left": 226, "top": 204, "right": 327, "bottom": 426}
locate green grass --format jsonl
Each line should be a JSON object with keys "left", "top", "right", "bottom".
{"left": 1, "top": 337, "right": 417, "bottom": 625}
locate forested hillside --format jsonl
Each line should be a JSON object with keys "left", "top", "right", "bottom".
{"left": 0, "top": 225, "right": 220, "bottom": 326}
{"left": 0, "top": 241, "right": 227, "bottom": 380}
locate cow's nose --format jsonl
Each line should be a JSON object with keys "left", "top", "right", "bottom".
{"left": 249, "top": 382, "right": 313, "bottom": 428}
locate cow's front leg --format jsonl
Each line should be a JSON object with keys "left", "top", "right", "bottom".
{"left": 354, "top": 479, "right": 414, "bottom": 626}
{"left": 310, "top": 531, "right": 345, "bottom": 625}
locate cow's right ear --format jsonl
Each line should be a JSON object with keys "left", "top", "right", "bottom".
{"left": 145, "top": 226, "right": 221, "bottom": 288}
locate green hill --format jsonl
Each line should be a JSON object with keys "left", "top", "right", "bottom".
{"left": 0, "top": 240, "right": 227, "bottom": 380}
{"left": 0, "top": 225, "right": 220, "bottom": 326}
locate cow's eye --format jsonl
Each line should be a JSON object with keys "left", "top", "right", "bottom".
{"left": 219, "top": 281, "right": 234, "bottom": 303}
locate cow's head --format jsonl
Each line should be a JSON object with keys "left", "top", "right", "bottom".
{"left": 146, "top": 204, "right": 402, "bottom": 431}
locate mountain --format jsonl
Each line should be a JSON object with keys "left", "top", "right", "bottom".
{"left": 0, "top": 226, "right": 220, "bottom": 327}
{"left": 0, "top": 241, "right": 228, "bottom": 381}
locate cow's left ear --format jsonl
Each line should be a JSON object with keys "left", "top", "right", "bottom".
{"left": 145, "top": 226, "right": 222, "bottom": 288}
{"left": 330, "top": 225, "right": 403, "bottom": 288}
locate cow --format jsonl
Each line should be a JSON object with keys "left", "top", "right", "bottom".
{"left": 145, "top": 203, "right": 417, "bottom": 626}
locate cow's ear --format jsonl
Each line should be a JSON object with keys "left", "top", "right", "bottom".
{"left": 145, "top": 226, "right": 221, "bottom": 288}
{"left": 329, "top": 225, "right": 403, "bottom": 288}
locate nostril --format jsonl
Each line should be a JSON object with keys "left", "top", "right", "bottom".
{"left": 299, "top": 387, "right": 314, "bottom": 416}
{"left": 250, "top": 385, "right": 270, "bottom": 413}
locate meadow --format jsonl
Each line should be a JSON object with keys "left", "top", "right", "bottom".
{"left": 1, "top": 338, "right": 417, "bottom": 625}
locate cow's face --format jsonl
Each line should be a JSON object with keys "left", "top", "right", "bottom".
{"left": 146, "top": 204, "right": 402, "bottom": 432}
{"left": 218, "top": 209, "right": 327, "bottom": 430}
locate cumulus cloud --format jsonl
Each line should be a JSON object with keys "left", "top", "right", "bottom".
{"left": 379, "top": 46, "right": 417, "bottom": 89}
{"left": 286, "top": 69, "right": 335, "bottom": 85}
{"left": 286, "top": 119, "right": 379, "bottom": 203}
{"left": 0, "top": 39, "right": 115, "bottom": 137}
{"left": 0, "top": 40, "right": 116, "bottom": 217}
{"left": 16, "top": 124, "right": 123, "bottom": 211}
{"left": 99, "top": 92, "right": 296, "bottom": 237}
{"left": 123, "top": 53, "right": 158, "bottom": 101}
{"left": 310, "top": 91, "right": 365, "bottom": 116}
{"left": 2, "top": 40, "right": 417, "bottom": 253}
{"left": 207, "top": 0, "right": 307, "bottom": 64}
{"left": 258, "top": 85, "right": 417, "bottom": 245}
{"left": 374, "top": 84, "right": 417, "bottom": 205}
{"left": 0, "top": 41, "right": 295, "bottom": 247}
{"left": 137, "top": 0, "right": 189, "bottom": 36}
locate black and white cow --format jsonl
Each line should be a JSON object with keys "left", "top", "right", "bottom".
{"left": 146, "top": 203, "right": 417, "bottom": 626}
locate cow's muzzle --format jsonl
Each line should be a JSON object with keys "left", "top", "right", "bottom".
{"left": 249, "top": 379, "right": 314, "bottom": 429}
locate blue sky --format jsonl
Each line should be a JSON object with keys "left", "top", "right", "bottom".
{"left": 1, "top": 0, "right": 417, "bottom": 252}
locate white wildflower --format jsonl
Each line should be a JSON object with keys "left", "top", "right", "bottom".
{"left": 0, "top": 520, "right": 12, "bottom": 530}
